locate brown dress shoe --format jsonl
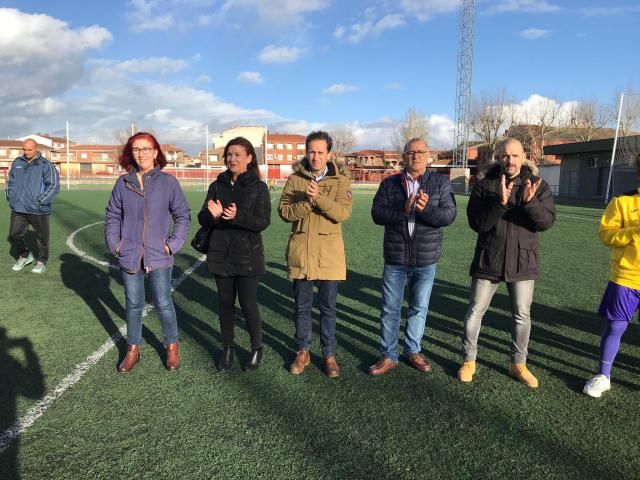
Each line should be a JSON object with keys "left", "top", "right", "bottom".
{"left": 405, "top": 353, "right": 432, "bottom": 373}
{"left": 118, "top": 344, "right": 140, "bottom": 373}
{"left": 289, "top": 350, "right": 310, "bottom": 375}
{"left": 324, "top": 356, "right": 340, "bottom": 378}
{"left": 368, "top": 357, "right": 398, "bottom": 376}
{"left": 165, "top": 342, "right": 180, "bottom": 371}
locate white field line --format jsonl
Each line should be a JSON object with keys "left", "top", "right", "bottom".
{"left": 0, "top": 195, "right": 278, "bottom": 453}
{"left": 0, "top": 221, "right": 205, "bottom": 453}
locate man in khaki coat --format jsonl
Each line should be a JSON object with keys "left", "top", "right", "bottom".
{"left": 278, "top": 130, "right": 352, "bottom": 378}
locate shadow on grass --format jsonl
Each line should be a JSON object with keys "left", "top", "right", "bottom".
{"left": 0, "top": 327, "right": 45, "bottom": 480}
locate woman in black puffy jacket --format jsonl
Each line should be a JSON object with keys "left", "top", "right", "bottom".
{"left": 198, "top": 137, "right": 271, "bottom": 371}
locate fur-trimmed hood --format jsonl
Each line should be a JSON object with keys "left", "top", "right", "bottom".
{"left": 291, "top": 158, "right": 351, "bottom": 179}
{"left": 478, "top": 159, "right": 539, "bottom": 180}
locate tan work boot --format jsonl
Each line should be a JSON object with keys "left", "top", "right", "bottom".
{"left": 509, "top": 363, "right": 539, "bottom": 388}
{"left": 324, "top": 356, "right": 340, "bottom": 378}
{"left": 165, "top": 342, "right": 180, "bottom": 371}
{"left": 457, "top": 361, "right": 476, "bottom": 383}
{"left": 289, "top": 350, "right": 311, "bottom": 375}
{"left": 118, "top": 344, "right": 140, "bottom": 373}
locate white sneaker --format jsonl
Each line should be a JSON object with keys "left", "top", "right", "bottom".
{"left": 583, "top": 374, "right": 611, "bottom": 398}
{"left": 12, "top": 253, "right": 34, "bottom": 271}
{"left": 31, "top": 261, "right": 46, "bottom": 274}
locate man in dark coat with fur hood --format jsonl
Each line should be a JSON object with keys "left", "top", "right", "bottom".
{"left": 458, "top": 138, "right": 555, "bottom": 388}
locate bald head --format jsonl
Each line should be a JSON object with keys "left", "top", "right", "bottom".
{"left": 22, "top": 139, "right": 38, "bottom": 160}
{"left": 497, "top": 138, "right": 525, "bottom": 179}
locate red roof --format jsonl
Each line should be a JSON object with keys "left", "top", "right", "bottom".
{"left": 71, "top": 145, "right": 120, "bottom": 151}
{"left": 267, "top": 133, "right": 306, "bottom": 143}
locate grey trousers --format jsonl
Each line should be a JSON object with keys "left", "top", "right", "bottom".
{"left": 462, "top": 278, "right": 535, "bottom": 364}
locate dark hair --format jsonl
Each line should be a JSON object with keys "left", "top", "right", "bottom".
{"left": 223, "top": 136, "right": 260, "bottom": 177}
{"left": 119, "top": 132, "right": 167, "bottom": 172}
{"left": 305, "top": 130, "right": 332, "bottom": 153}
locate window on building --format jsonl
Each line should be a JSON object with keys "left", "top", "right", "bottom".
{"left": 297, "top": 154, "right": 304, "bottom": 160}
{"left": 267, "top": 143, "right": 274, "bottom": 149}
{"left": 0, "top": 149, "right": 6, "bottom": 156}
{"left": 287, "top": 154, "right": 293, "bottom": 161}
{"left": 277, "top": 143, "right": 284, "bottom": 149}
{"left": 81, "top": 153, "right": 88, "bottom": 159}
{"left": 277, "top": 154, "right": 283, "bottom": 161}
{"left": 266, "top": 154, "right": 274, "bottom": 161}
{"left": 10, "top": 149, "right": 19, "bottom": 157}
{"left": 297, "top": 143, "right": 305, "bottom": 150}
{"left": 587, "top": 157, "right": 598, "bottom": 168}
{"left": 286, "top": 144, "right": 292, "bottom": 150}
{"left": 101, "top": 153, "right": 109, "bottom": 160}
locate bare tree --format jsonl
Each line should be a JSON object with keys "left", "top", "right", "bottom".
{"left": 470, "top": 89, "right": 515, "bottom": 157}
{"left": 391, "top": 107, "right": 430, "bottom": 151}
{"left": 567, "top": 98, "right": 612, "bottom": 142}
{"left": 613, "top": 86, "right": 640, "bottom": 137}
{"left": 522, "top": 96, "right": 561, "bottom": 164}
{"left": 329, "top": 126, "right": 356, "bottom": 159}
{"left": 114, "top": 123, "right": 139, "bottom": 146}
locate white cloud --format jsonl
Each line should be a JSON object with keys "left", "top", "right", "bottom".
{"left": 126, "top": 0, "right": 175, "bottom": 31}
{"left": 238, "top": 71, "right": 264, "bottom": 84}
{"left": 484, "top": 0, "right": 562, "bottom": 14}
{"left": 117, "top": 57, "right": 188, "bottom": 74}
{"left": 579, "top": 6, "right": 640, "bottom": 16}
{"left": 518, "top": 28, "right": 549, "bottom": 40}
{"left": 385, "top": 82, "right": 401, "bottom": 90}
{"left": 322, "top": 84, "right": 359, "bottom": 94}
{"left": 397, "top": 0, "right": 459, "bottom": 21}
{"left": 334, "top": 1, "right": 458, "bottom": 44}
{"left": 335, "top": 14, "right": 406, "bottom": 43}
{"left": 258, "top": 45, "right": 304, "bottom": 64}
{"left": 196, "top": 74, "right": 211, "bottom": 84}
{"left": 220, "top": 0, "right": 330, "bottom": 23}
{"left": 0, "top": 8, "right": 111, "bottom": 105}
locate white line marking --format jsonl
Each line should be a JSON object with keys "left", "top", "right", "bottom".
{"left": 0, "top": 221, "right": 205, "bottom": 453}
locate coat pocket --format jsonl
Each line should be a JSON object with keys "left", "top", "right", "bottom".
{"left": 517, "top": 239, "right": 538, "bottom": 273}
{"left": 286, "top": 232, "right": 306, "bottom": 268}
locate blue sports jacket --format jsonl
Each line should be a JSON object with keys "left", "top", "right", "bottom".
{"left": 6, "top": 153, "right": 60, "bottom": 215}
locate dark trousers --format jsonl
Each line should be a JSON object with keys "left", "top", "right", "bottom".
{"left": 293, "top": 279, "right": 339, "bottom": 357}
{"left": 9, "top": 211, "right": 50, "bottom": 263}
{"left": 214, "top": 275, "right": 262, "bottom": 350}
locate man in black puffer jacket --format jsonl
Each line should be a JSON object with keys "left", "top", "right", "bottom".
{"left": 369, "top": 138, "right": 457, "bottom": 376}
{"left": 458, "top": 138, "right": 555, "bottom": 388}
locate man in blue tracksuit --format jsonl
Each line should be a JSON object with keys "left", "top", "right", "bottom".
{"left": 6, "top": 139, "right": 60, "bottom": 273}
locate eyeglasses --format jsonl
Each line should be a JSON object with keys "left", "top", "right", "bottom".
{"left": 132, "top": 147, "right": 154, "bottom": 155}
{"left": 405, "top": 150, "right": 428, "bottom": 157}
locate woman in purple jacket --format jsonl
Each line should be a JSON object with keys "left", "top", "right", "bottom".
{"left": 105, "top": 132, "right": 191, "bottom": 373}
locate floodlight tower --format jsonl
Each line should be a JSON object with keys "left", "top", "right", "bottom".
{"left": 452, "top": 0, "right": 476, "bottom": 180}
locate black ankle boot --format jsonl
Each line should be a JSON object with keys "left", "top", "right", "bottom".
{"left": 245, "top": 348, "right": 263, "bottom": 371}
{"left": 217, "top": 346, "right": 235, "bottom": 371}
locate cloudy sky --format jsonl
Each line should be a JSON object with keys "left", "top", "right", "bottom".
{"left": 1, "top": 0, "right": 638, "bottom": 153}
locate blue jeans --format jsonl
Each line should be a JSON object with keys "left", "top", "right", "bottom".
{"left": 293, "top": 280, "right": 339, "bottom": 357}
{"left": 121, "top": 267, "right": 179, "bottom": 345}
{"left": 379, "top": 263, "right": 437, "bottom": 362}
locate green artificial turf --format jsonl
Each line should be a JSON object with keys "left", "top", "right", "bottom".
{"left": 1, "top": 188, "right": 639, "bottom": 479}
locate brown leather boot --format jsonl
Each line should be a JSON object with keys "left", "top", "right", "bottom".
{"left": 324, "top": 356, "right": 340, "bottom": 378}
{"left": 289, "top": 350, "right": 310, "bottom": 375}
{"left": 165, "top": 342, "right": 180, "bottom": 371}
{"left": 118, "top": 344, "right": 140, "bottom": 373}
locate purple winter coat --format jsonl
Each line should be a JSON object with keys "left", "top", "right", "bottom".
{"left": 104, "top": 167, "right": 191, "bottom": 273}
